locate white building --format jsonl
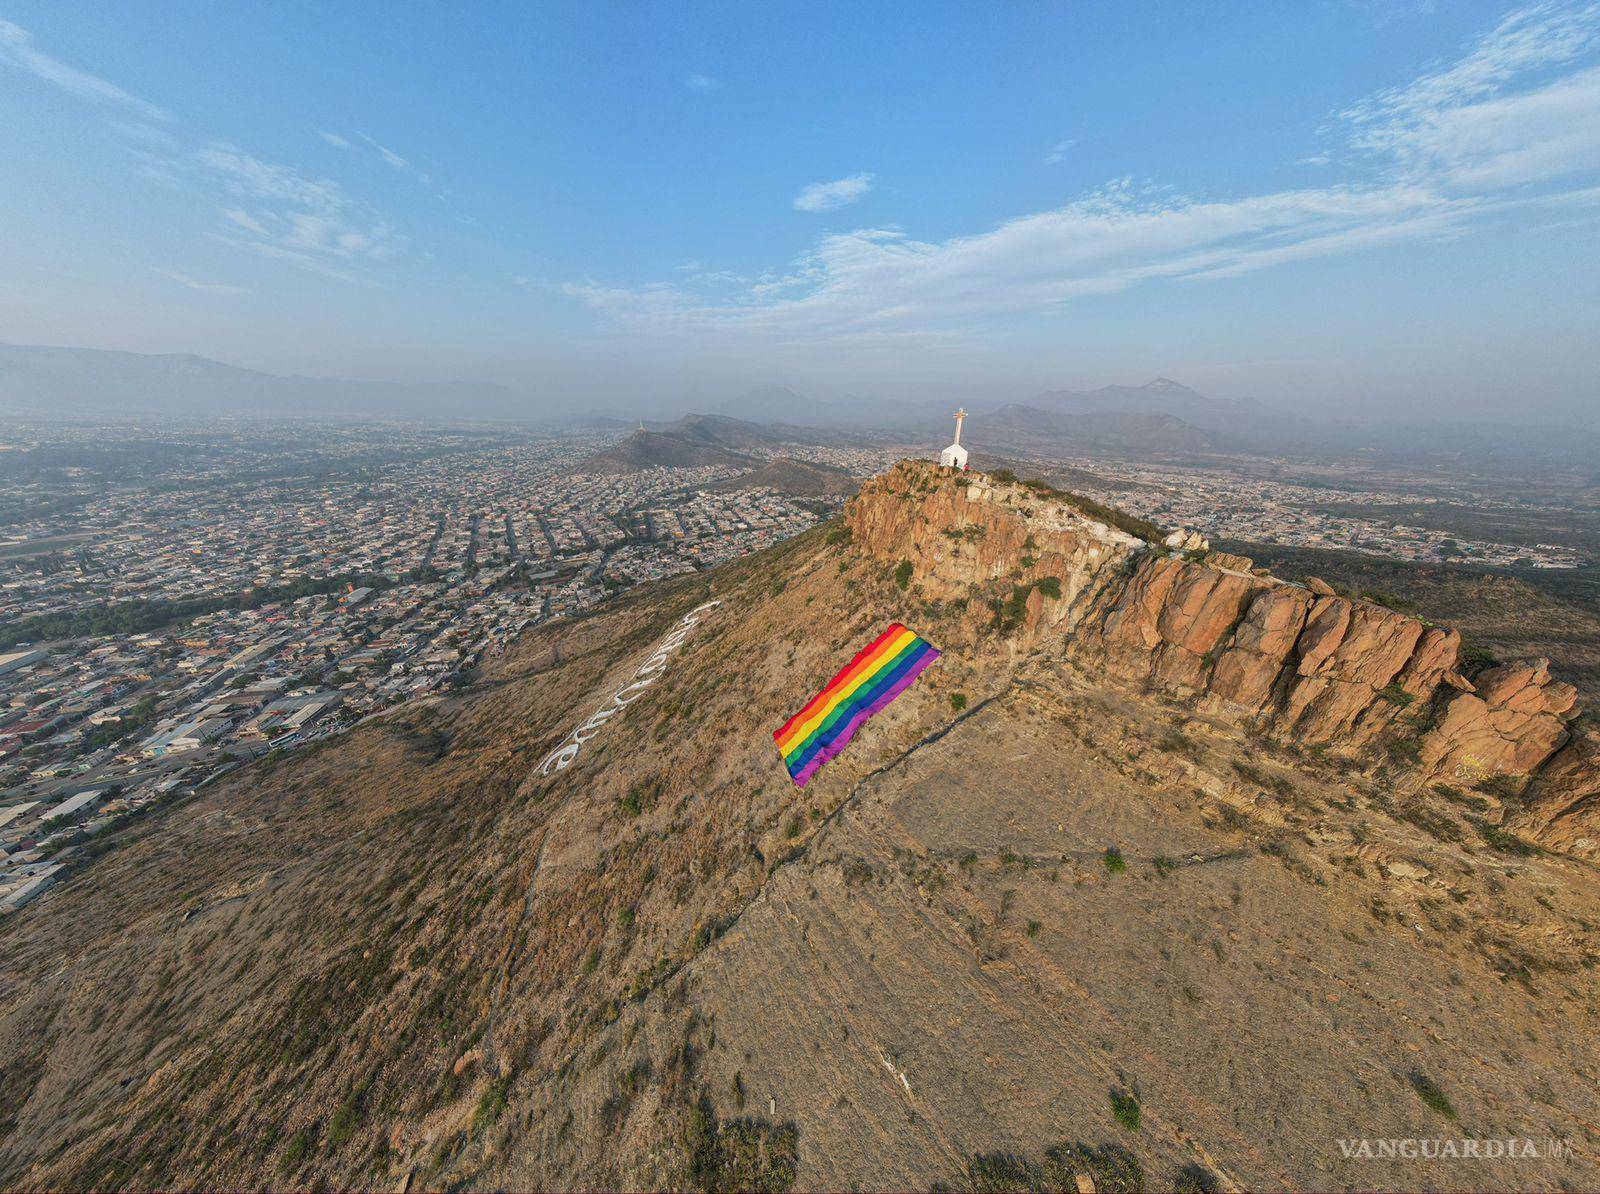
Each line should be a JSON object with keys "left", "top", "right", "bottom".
{"left": 0, "top": 864, "right": 62, "bottom": 913}
{"left": 939, "top": 408, "right": 969, "bottom": 470}
{"left": 0, "top": 649, "right": 44, "bottom": 676}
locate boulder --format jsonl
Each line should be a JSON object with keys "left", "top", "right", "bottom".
{"left": 1420, "top": 660, "right": 1580, "bottom": 780}
{"left": 1209, "top": 551, "right": 1254, "bottom": 573}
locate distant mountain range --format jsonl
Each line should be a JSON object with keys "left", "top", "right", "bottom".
{"left": 16, "top": 341, "right": 1587, "bottom": 469}
{"left": 971, "top": 402, "right": 1229, "bottom": 455}
{"left": 713, "top": 377, "right": 1308, "bottom": 452}
{"left": 646, "top": 413, "right": 874, "bottom": 451}
{"left": 707, "top": 386, "right": 951, "bottom": 431}
{"left": 0, "top": 342, "right": 1297, "bottom": 456}
{"left": 1027, "top": 377, "right": 1305, "bottom": 441}
{"left": 0, "top": 342, "right": 535, "bottom": 420}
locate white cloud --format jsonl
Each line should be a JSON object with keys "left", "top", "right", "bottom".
{"left": 153, "top": 268, "right": 251, "bottom": 295}
{"left": 219, "top": 206, "right": 268, "bottom": 236}
{"left": 0, "top": 18, "right": 168, "bottom": 120}
{"left": 572, "top": 183, "right": 1477, "bottom": 341}
{"left": 1370, "top": 62, "right": 1600, "bottom": 188}
{"left": 1042, "top": 139, "right": 1076, "bottom": 166}
{"left": 1344, "top": 0, "right": 1600, "bottom": 137}
{"left": 685, "top": 73, "right": 719, "bottom": 92}
{"left": 196, "top": 147, "right": 403, "bottom": 277}
{"left": 198, "top": 146, "right": 346, "bottom": 210}
{"left": 323, "top": 129, "right": 438, "bottom": 188}
{"left": 358, "top": 131, "right": 409, "bottom": 171}
{"left": 0, "top": 18, "right": 408, "bottom": 286}
{"left": 1342, "top": 1, "right": 1600, "bottom": 189}
{"left": 793, "top": 172, "right": 875, "bottom": 213}
{"left": 571, "top": 2, "right": 1600, "bottom": 343}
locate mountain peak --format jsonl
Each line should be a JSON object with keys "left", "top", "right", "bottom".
{"left": 1144, "top": 376, "right": 1191, "bottom": 392}
{"left": 850, "top": 460, "right": 1585, "bottom": 794}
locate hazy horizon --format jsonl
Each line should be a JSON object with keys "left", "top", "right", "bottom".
{"left": 3, "top": 1, "right": 1599, "bottom": 424}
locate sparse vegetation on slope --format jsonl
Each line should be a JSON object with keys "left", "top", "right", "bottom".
{"left": 3, "top": 465, "right": 1598, "bottom": 1192}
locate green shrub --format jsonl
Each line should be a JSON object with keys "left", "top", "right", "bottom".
{"left": 1394, "top": 802, "right": 1461, "bottom": 842}
{"left": 683, "top": 1095, "right": 798, "bottom": 1192}
{"left": 1173, "top": 1163, "right": 1220, "bottom": 1193}
{"left": 474, "top": 1071, "right": 514, "bottom": 1131}
{"left": 1102, "top": 848, "right": 1127, "bottom": 875}
{"left": 965, "top": 1153, "right": 1039, "bottom": 1191}
{"left": 1477, "top": 773, "right": 1524, "bottom": 801}
{"left": 327, "top": 1079, "right": 372, "bottom": 1148}
{"left": 893, "top": 560, "right": 914, "bottom": 590}
{"left": 998, "top": 584, "right": 1033, "bottom": 630}
{"left": 1035, "top": 576, "right": 1062, "bottom": 600}
{"left": 950, "top": 692, "right": 968, "bottom": 712}
{"left": 1378, "top": 682, "right": 1416, "bottom": 706}
{"left": 1043, "top": 1143, "right": 1145, "bottom": 1194}
{"left": 1360, "top": 589, "right": 1417, "bottom": 612}
{"left": 1474, "top": 821, "right": 1539, "bottom": 856}
{"left": 1109, "top": 1090, "right": 1141, "bottom": 1131}
{"left": 1385, "top": 737, "right": 1422, "bottom": 766}
{"left": 1408, "top": 1070, "right": 1457, "bottom": 1119}
{"left": 278, "top": 1127, "right": 315, "bottom": 1176}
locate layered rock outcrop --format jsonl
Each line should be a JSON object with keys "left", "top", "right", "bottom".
{"left": 1420, "top": 659, "right": 1580, "bottom": 779}
{"left": 1513, "top": 731, "right": 1600, "bottom": 858}
{"left": 847, "top": 461, "right": 1594, "bottom": 835}
{"left": 1086, "top": 552, "right": 1470, "bottom": 748}
{"left": 846, "top": 461, "right": 1143, "bottom": 639}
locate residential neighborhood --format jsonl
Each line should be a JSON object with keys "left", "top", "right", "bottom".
{"left": 0, "top": 421, "right": 884, "bottom": 912}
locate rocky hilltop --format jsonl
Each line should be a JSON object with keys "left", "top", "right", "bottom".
{"left": 2, "top": 460, "right": 1599, "bottom": 1192}
{"left": 849, "top": 461, "right": 1596, "bottom": 855}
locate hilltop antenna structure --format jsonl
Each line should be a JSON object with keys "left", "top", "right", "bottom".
{"left": 939, "top": 408, "right": 969, "bottom": 470}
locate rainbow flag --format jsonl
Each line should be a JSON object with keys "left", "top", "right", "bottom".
{"left": 774, "top": 624, "right": 941, "bottom": 787}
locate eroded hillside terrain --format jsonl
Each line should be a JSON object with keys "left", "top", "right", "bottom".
{"left": 1, "top": 462, "right": 1598, "bottom": 1192}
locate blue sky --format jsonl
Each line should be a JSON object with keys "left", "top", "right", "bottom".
{"left": 2, "top": 1, "right": 1599, "bottom": 420}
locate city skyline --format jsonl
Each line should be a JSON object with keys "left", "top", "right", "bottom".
{"left": 3, "top": 1, "right": 1599, "bottom": 422}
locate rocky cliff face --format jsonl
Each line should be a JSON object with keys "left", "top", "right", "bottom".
{"left": 848, "top": 460, "right": 1595, "bottom": 851}
{"left": 844, "top": 461, "right": 1143, "bottom": 641}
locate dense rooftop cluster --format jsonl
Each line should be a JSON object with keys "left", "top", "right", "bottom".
{"left": 1051, "top": 457, "right": 1584, "bottom": 568}
{"left": 0, "top": 420, "right": 887, "bottom": 913}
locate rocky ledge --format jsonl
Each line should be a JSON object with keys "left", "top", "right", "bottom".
{"left": 846, "top": 460, "right": 1597, "bottom": 855}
